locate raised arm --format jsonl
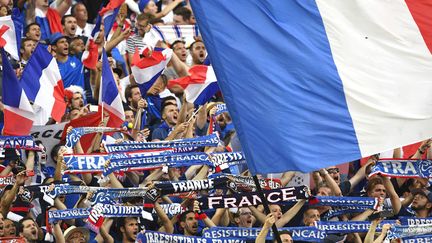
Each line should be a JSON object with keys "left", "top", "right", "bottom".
{"left": 275, "top": 199, "right": 305, "bottom": 228}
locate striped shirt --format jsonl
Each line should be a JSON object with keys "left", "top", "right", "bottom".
{"left": 126, "top": 33, "right": 147, "bottom": 54}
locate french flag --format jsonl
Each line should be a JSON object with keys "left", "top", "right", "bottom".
{"left": 168, "top": 65, "right": 219, "bottom": 105}
{"left": 192, "top": 0, "right": 432, "bottom": 173}
{"left": 99, "top": 0, "right": 125, "bottom": 39}
{"left": 131, "top": 48, "right": 173, "bottom": 95}
{"left": 1, "top": 49, "right": 34, "bottom": 136}
{"left": 0, "top": 8, "right": 22, "bottom": 60}
{"left": 99, "top": 48, "right": 125, "bottom": 127}
{"left": 20, "top": 45, "right": 67, "bottom": 125}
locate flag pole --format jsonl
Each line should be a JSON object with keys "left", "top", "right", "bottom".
{"left": 252, "top": 175, "right": 282, "bottom": 243}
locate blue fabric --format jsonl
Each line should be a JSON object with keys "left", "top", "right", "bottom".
{"left": 35, "top": 16, "right": 51, "bottom": 40}
{"left": 57, "top": 56, "right": 84, "bottom": 88}
{"left": 20, "top": 45, "right": 52, "bottom": 101}
{"left": 191, "top": 0, "right": 360, "bottom": 173}
{"left": 101, "top": 49, "right": 118, "bottom": 105}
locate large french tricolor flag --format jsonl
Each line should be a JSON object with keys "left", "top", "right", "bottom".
{"left": 99, "top": 0, "right": 125, "bottom": 39}
{"left": 99, "top": 49, "right": 125, "bottom": 127}
{"left": 20, "top": 45, "right": 67, "bottom": 125}
{"left": 131, "top": 48, "right": 173, "bottom": 94}
{"left": 168, "top": 65, "right": 219, "bottom": 105}
{"left": 1, "top": 49, "right": 34, "bottom": 136}
{"left": 0, "top": 8, "right": 22, "bottom": 60}
{"left": 191, "top": 0, "right": 432, "bottom": 174}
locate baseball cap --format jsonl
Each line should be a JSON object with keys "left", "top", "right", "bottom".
{"left": 412, "top": 188, "right": 432, "bottom": 202}
{"left": 48, "top": 32, "right": 66, "bottom": 45}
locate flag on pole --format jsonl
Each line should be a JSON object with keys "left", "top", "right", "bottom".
{"left": 1, "top": 49, "right": 34, "bottom": 135}
{"left": 99, "top": 48, "right": 125, "bottom": 127}
{"left": 0, "top": 8, "right": 22, "bottom": 60}
{"left": 131, "top": 48, "right": 172, "bottom": 95}
{"left": 168, "top": 65, "right": 219, "bottom": 105}
{"left": 20, "top": 45, "right": 66, "bottom": 125}
{"left": 191, "top": 0, "right": 432, "bottom": 174}
{"left": 99, "top": 0, "right": 125, "bottom": 39}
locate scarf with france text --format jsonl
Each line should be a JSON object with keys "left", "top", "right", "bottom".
{"left": 203, "top": 226, "right": 325, "bottom": 242}
{"left": 103, "top": 152, "right": 215, "bottom": 176}
{"left": 198, "top": 186, "right": 309, "bottom": 209}
{"left": 104, "top": 133, "right": 220, "bottom": 153}
{"left": 64, "top": 151, "right": 245, "bottom": 174}
{"left": 370, "top": 159, "right": 432, "bottom": 178}
{"left": 0, "top": 136, "right": 40, "bottom": 150}
{"left": 63, "top": 149, "right": 172, "bottom": 173}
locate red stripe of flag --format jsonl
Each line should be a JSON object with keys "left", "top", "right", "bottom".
{"left": 405, "top": 0, "right": 432, "bottom": 54}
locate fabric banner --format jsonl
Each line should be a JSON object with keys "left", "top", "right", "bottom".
{"left": 312, "top": 196, "right": 380, "bottom": 210}
{"left": 0, "top": 173, "right": 15, "bottom": 186}
{"left": 210, "top": 152, "right": 245, "bottom": 169}
{"left": 315, "top": 221, "right": 396, "bottom": 233}
{"left": 31, "top": 122, "right": 65, "bottom": 166}
{"left": 370, "top": 160, "right": 432, "bottom": 178}
{"left": 222, "top": 174, "right": 282, "bottom": 192}
{"left": 399, "top": 217, "right": 432, "bottom": 226}
{"left": 322, "top": 206, "right": 368, "bottom": 221}
{"left": 0, "top": 136, "right": 39, "bottom": 150}
{"left": 64, "top": 149, "right": 170, "bottom": 173}
{"left": 203, "top": 227, "right": 325, "bottom": 242}
{"left": 104, "top": 134, "right": 220, "bottom": 153}
{"left": 103, "top": 152, "right": 215, "bottom": 176}
{"left": 198, "top": 186, "right": 309, "bottom": 209}
{"left": 136, "top": 231, "right": 246, "bottom": 243}
{"left": 48, "top": 204, "right": 153, "bottom": 223}
{"left": 153, "top": 203, "right": 185, "bottom": 218}
{"left": 386, "top": 224, "right": 432, "bottom": 240}
{"left": 65, "top": 127, "right": 122, "bottom": 150}
{"left": 401, "top": 234, "right": 432, "bottom": 243}
{"left": 154, "top": 177, "right": 228, "bottom": 196}
{"left": 215, "top": 103, "right": 228, "bottom": 116}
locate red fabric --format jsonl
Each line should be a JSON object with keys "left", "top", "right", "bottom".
{"left": 405, "top": 0, "right": 432, "bottom": 54}
{"left": 52, "top": 80, "right": 67, "bottom": 122}
{"left": 0, "top": 25, "right": 9, "bottom": 47}
{"left": 61, "top": 111, "right": 102, "bottom": 152}
{"left": 46, "top": 8, "right": 63, "bottom": 34}
{"left": 168, "top": 65, "right": 208, "bottom": 89}
{"left": 2, "top": 109, "right": 33, "bottom": 136}
{"left": 82, "top": 39, "right": 99, "bottom": 70}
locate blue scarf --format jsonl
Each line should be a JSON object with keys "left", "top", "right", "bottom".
{"left": 137, "top": 231, "right": 247, "bottom": 243}
{"left": 66, "top": 127, "right": 122, "bottom": 149}
{"left": 104, "top": 133, "right": 220, "bottom": 153}
{"left": 203, "top": 227, "right": 325, "bottom": 242}
{"left": 386, "top": 223, "right": 432, "bottom": 240}
{"left": 370, "top": 159, "right": 432, "bottom": 178}
{"left": 103, "top": 152, "right": 215, "bottom": 176}
{"left": 315, "top": 220, "right": 396, "bottom": 233}
{"left": 0, "top": 136, "right": 39, "bottom": 150}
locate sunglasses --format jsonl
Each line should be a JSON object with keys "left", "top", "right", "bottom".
{"left": 327, "top": 168, "right": 340, "bottom": 174}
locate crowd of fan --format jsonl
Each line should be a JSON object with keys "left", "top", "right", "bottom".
{"left": 0, "top": 0, "right": 431, "bottom": 242}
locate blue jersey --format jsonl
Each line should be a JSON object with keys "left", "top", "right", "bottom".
{"left": 57, "top": 56, "right": 85, "bottom": 88}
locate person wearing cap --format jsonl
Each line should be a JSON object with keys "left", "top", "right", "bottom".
{"left": 63, "top": 226, "right": 90, "bottom": 243}
{"left": 397, "top": 188, "right": 432, "bottom": 218}
{"left": 50, "top": 32, "right": 85, "bottom": 89}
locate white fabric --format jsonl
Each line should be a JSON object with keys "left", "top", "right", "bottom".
{"left": 317, "top": 0, "right": 432, "bottom": 156}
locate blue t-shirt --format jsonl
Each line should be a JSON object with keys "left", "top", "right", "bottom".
{"left": 57, "top": 56, "right": 85, "bottom": 88}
